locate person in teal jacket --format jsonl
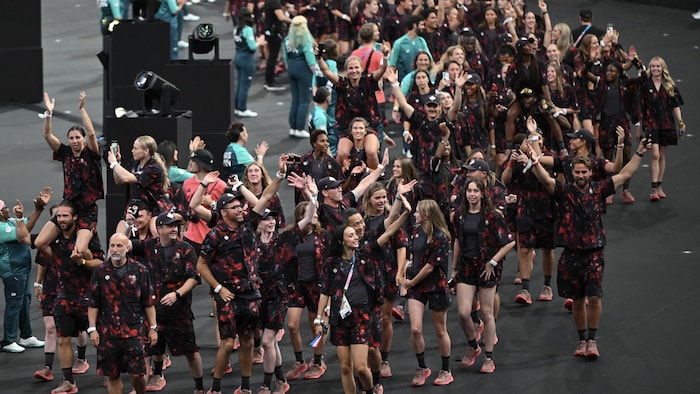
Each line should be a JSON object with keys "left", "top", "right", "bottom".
{"left": 283, "top": 16, "right": 319, "bottom": 139}
{"left": 388, "top": 15, "right": 432, "bottom": 81}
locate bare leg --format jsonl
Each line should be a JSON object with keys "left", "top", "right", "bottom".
{"left": 336, "top": 346, "right": 356, "bottom": 394}
{"left": 432, "top": 310, "right": 451, "bottom": 358}
{"left": 408, "top": 299, "right": 426, "bottom": 355}
{"left": 212, "top": 338, "right": 234, "bottom": 379}
{"left": 351, "top": 344, "right": 372, "bottom": 391}
{"left": 336, "top": 138, "right": 353, "bottom": 165}
{"left": 478, "top": 287, "right": 497, "bottom": 352}
{"left": 43, "top": 316, "right": 57, "bottom": 354}
{"left": 130, "top": 373, "right": 147, "bottom": 394}
{"left": 108, "top": 376, "right": 124, "bottom": 394}
{"left": 455, "top": 283, "right": 477, "bottom": 340}
{"left": 363, "top": 134, "right": 380, "bottom": 169}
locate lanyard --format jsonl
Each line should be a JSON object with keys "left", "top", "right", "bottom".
{"left": 343, "top": 254, "right": 356, "bottom": 292}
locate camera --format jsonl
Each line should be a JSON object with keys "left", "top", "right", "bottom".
{"left": 288, "top": 155, "right": 302, "bottom": 163}
{"left": 448, "top": 278, "right": 456, "bottom": 289}
{"left": 316, "top": 43, "right": 326, "bottom": 57}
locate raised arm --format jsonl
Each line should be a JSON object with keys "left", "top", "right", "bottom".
{"left": 78, "top": 92, "right": 100, "bottom": 154}
{"left": 352, "top": 148, "right": 390, "bottom": 198}
{"left": 540, "top": 0, "right": 552, "bottom": 47}
{"left": 448, "top": 72, "right": 467, "bottom": 121}
{"left": 297, "top": 176, "right": 319, "bottom": 230}
{"left": 605, "top": 126, "right": 625, "bottom": 174}
{"left": 371, "top": 44, "right": 391, "bottom": 81}
{"left": 317, "top": 56, "right": 340, "bottom": 84}
{"left": 12, "top": 201, "right": 31, "bottom": 245}
{"left": 612, "top": 138, "right": 651, "bottom": 190}
{"left": 385, "top": 68, "right": 415, "bottom": 118}
{"left": 377, "top": 193, "right": 411, "bottom": 247}
{"left": 188, "top": 170, "right": 221, "bottom": 222}
{"left": 106, "top": 143, "right": 138, "bottom": 185}
{"left": 26, "top": 186, "right": 52, "bottom": 232}
{"left": 384, "top": 179, "right": 417, "bottom": 228}
{"left": 250, "top": 154, "right": 289, "bottom": 215}
{"left": 42, "top": 92, "right": 61, "bottom": 152}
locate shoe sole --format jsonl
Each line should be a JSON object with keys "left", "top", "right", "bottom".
{"left": 391, "top": 307, "right": 404, "bottom": 320}
{"left": 461, "top": 347, "right": 481, "bottom": 367}
{"left": 412, "top": 369, "right": 431, "bottom": 386}
{"left": 515, "top": 296, "right": 532, "bottom": 305}
{"left": 480, "top": 366, "right": 496, "bottom": 373}
{"left": 35, "top": 372, "right": 54, "bottom": 381}
{"left": 303, "top": 368, "right": 326, "bottom": 379}
{"left": 285, "top": 366, "right": 308, "bottom": 380}
{"left": 433, "top": 376, "right": 453, "bottom": 385}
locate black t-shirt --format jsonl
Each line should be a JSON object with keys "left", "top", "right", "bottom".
{"left": 460, "top": 212, "right": 480, "bottom": 258}
{"left": 264, "top": 0, "right": 286, "bottom": 34}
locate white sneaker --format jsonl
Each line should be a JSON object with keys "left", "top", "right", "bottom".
{"left": 693, "top": 10, "right": 700, "bottom": 20}
{"left": 183, "top": 13, "right": 200, "bottom": 21}
{"left": 402, "top": 148, "right": 413, "bottom": 159}
{"left": 296, "top": 130, "right": 311, "bottom": 138}
{"left": 19, "top": 336, "right": 45, "bottom": 348}
{"left": 191, "top": 0, "right": 201, "bottom": 3}
{"left": 207, "top": 0, "right": 216, "bottom": 2}
{"left": 178, "top": 40, "right": 189, "bottom": 48}
{"left": 289, "top": 129, "right": 298, "bottom": 138}
{"left": 2, "top": 342, "right": 25, "bottom": 353}
{"left": 238, "top": 109, "right": 258, "bottom": 118}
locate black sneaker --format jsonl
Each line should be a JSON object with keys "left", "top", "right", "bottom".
{"left": 264, "top": 83, "right": 286, "bottom": 91}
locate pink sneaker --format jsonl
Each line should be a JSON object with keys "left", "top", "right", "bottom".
{"left": 51, "top": 380, "right": 78, "bottom": 394}
{"left": 584, "top": 339, "right": 600, "bottom": 359}
{"left": 538, "top": 285, "right": 553, "bottom": 301}
{"left": 252, "top": 347, "right": 264, "bottom": 364}
{"left": 573, "top": 340, "right": 587, "bottom": 357}
{"left": 71, "top": 358, "right": 89, "bottom": 374}
{"left": 411, "top": 367, "right": 431, "bottom": 387}
{"left": 285, "top": 361, "right": 308, "bottom": 380}
{"left": 433, "top": 370, "right": 453, "bottom": 385}
{"left": 515, "top": 289, "right": 532, "bottom": 305}
{"left": 34, "top": 366, "right": 54, "bottom": 381}
{"left": 461, "top": 346, "right": 481, "bottom": 367}
{"left": 480, "top": 358, "right": 495, "bottom": 373}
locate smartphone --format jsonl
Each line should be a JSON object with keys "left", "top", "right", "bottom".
{"left": 317, "top": 42, "right": 326, "bottom": 57}
{"left": 110, "top": 140, "right": 119, "bottom": 156}
{"left": 290, "top": 155, "right": 302, "bottom": 162}
{"left": 442, "top": 72, "right": 450, "bottom": 81}
{"left": 606, "top": 23, "right": 614, "bottom": 34}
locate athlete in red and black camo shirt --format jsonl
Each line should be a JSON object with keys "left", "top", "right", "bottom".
{"left": 88, "top": 233, "right": 156, "bottom": 394}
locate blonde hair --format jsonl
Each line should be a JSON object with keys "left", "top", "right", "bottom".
{"left": 554, "top": 22, "right": 573, "bottom": 55}
{"left": 416, "top": 199, "right": 451, "bottom": 242}
{"left": 648, "top": 56, "right": 676, "bottom": 97}
{"left": 136, "top": 135, "right": 170, "bottom": 191}
{"left": 288, "top": 16, "right": 314, "bottom": 50}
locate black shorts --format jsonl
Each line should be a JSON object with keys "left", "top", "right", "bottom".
{"left": 215, "top": 296, "right": 261, "bottom": 340}
{"left": 517, "top": 217, "right": 555, "bottom": 250}
{"left": 40, "top": 294, "right": 57, "bottom": 317}
{"left": 369, "top": 307, "right": 382, "bottom": 348}
{"left": 54, "top": 300, "right": 89, "bottom": 337}
{"left": 330, "top": 308, "right": 371, "bottom": 347}
{"left": 146, "top": 319, "right": 199, "bottom": 357}
{"left": 455, "top": 255, "right": 502, "bottom": 288}
{"left": 259, "top": 294, "right": 288, "bottom": 331}
{"left": 97, "top": 336, "right": 147, "bottom": 379}
{"left": 646, "top": 129, "right": 678, "bottom": 147}
{"left": 288, "top": 280, "right": 320, "bottom": 311}
{"left": 557, "top": 248, "right": 604, "bottom": 300}
{"left": 406, "top": 290, "right": 450, "bottom": 312}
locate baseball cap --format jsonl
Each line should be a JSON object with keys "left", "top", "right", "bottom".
{"left": 425, "top": 95, "right": 439, "bottom": 106}
{"left": 567, "top": 129, "right": 596, "bottom": 145}
{"left": 216, "top": 192, "right": 245, "bottom": 211}
{"left": 318, "top": 176, "right": 343, "bottom": 191}
{"left": 518, "top": 87, "right": 535, "bottom": 97}
{"left": 156, "top": 211, "right": 182, "bottom": 226}
{"left": 466, "top": 73, "right": 482, "bottom": 85}
{"left": 190, "top": 149, "right": 214, "bottom": 171}
{"left": 260, "top": 209, "right": 279, "bottom": 220}
{"left": 580, "top": 9, "right": 593, "bottom": 19}
{"left": 464, "top": 158, "right": 489, "bottom": 172}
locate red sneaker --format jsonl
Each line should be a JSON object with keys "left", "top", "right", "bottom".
{"left": 391, "top": 305, "right": 405, "bottom": 320}
{"left": 515, "top": 289, "right": 532, "bottom": 305}
{"left": 34, "top": 366, "right": 54, "bottom": 381}
{"left": 285, "top": 361, "right": 308, "bottom": 380}
{"left": 411, "top": 367, "right": 431, "bottom": 387}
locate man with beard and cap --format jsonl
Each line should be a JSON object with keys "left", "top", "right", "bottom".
{"left": 87, "top": 233, "right": 157, "bottom": 394}
{"left": 527, "top": 116, "right": 651, "bottom": 360}
{"left": 129, "top": 212, "right": 203, "bottom": 393}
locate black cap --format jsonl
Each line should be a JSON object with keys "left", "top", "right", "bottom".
{"left": 216, "top": 192, "right": 245, "bottom": 211}
{"left": 190, "top": 149, "right": 214, "bottom": 171}
{"left": 425, "top": 95, "right": 439, "bottom": 106}
{"left": 464, "top": 158, "right": 489, "bottom": 172}
{"left": 466, "top": 73, "right": 482, "bottom": 85}
{"left": 261, "top": 209, "right": 279, "bottom": 220}
{"left": 567, "top": 129, "right": 596, "bottom": 145}
{"left": 318, "top": 176, "right": 343, "bottom": 191}
{"left": 518, "top": 87, "right": 535, "bottom": 97}
{"left": 156, "top": 211, "right": 182, "bottom": 226}
{"left": 580, "top": 9, "right": 593, "bottom": 19}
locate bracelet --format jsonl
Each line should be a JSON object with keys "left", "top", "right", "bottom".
{"left": 377, "top": 164, "right": 384, "bottom": 170}
{"left": 489, "top": 259, "right": 498, "bottom": 267}
{"left": 275, "top": 171, "right": 286, "bottom": 180}
{"left": 678, "top": 120, "right": 685, "bottom": 127}
{"left": 175, "top": 291, "right": 181, "bottom": 300}
{"left": 636, "top": 151, "right": 644, "bottom": 158}
{"left": 86, "top": 327, "right": 97, "bottom": 334}
{"left": 256, "top": 155, "right": 263, "bottom": 160}
{"left": 34, "top": 282, "right": 43, "bottom": 288}
{"left": 200, "top": 182, "right": 208, "bottom": 188}
{"left": 109, "top": 162, "right": 118, "bottom": 170}
{"left": 393, "top": 107, "right": 399, "bottom": 112}
{"left": 490, "top": 144, "right": 496, "bottom": 149}
{"left": 313, "top": 317, "right": 324, "bottom": 325}
{"left": 506, "top": 161, "right": 513, "bottom": 168}
{"left": 81, "top": 259, "right": 87, "bottom": 266}
{"left": 38, "top": 110, "right": 53, "bottom": 119}
{"left": 391, "top": 82, "right": 400, "bottom": 87}
{"left": 402, "top": 130, "right": 410, "bottom": 136}
{"left": 214, "top": 284, "right": 222, "bottom": 293}
{"left": 615, "top": 144, "right": 624, "bottom": 150}
{"left": 150, "top": 325, "right": 158, "bottom": 331}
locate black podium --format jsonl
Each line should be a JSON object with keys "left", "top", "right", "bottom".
{"left": 103, "top": 111, "right": 192, "bottom": 237}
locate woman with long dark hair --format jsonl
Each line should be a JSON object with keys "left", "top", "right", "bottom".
{"left": 314, "top": 193, "right": 411, "bottom": 394}
{"left": 452, "top": 180, "right": 515, "bottom": 374}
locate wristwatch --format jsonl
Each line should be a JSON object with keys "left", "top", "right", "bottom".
{"left": 150, "top": 325, "right": 158, "bottom": 332}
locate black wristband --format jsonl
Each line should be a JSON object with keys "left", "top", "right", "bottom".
{"left": 175, "top": 291, "right": 182, "bottom": 300}
{"left": 636, "top": 151, "right": 644, "bottom": 158}
{"left": 557, "top": 141, "right": 566, "bottom": 151}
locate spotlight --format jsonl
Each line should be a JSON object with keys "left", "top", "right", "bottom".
{"left": 133, "top": 71, "right": 180, "bottom": 116}
{"left": 189, "top": 23, "right": 220, "bottom": 60}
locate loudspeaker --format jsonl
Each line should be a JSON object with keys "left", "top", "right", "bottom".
{"left": 0, "top": 0, "right": 41, "bottom": 48}
{"left": 163, "top": 60, "right": 234, "bottom": 134}
{"left": 103, "top": 111, "right": 192, "bottom": 235}
{"left": 0, "top": 47, "right": 43, "bottom": 103}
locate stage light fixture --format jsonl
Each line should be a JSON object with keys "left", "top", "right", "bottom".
{"left": 133, "top": 70, "right": 180, "bottom": 116}
{"left": 189, "top": 23, "right": 220, "bottom": 60}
